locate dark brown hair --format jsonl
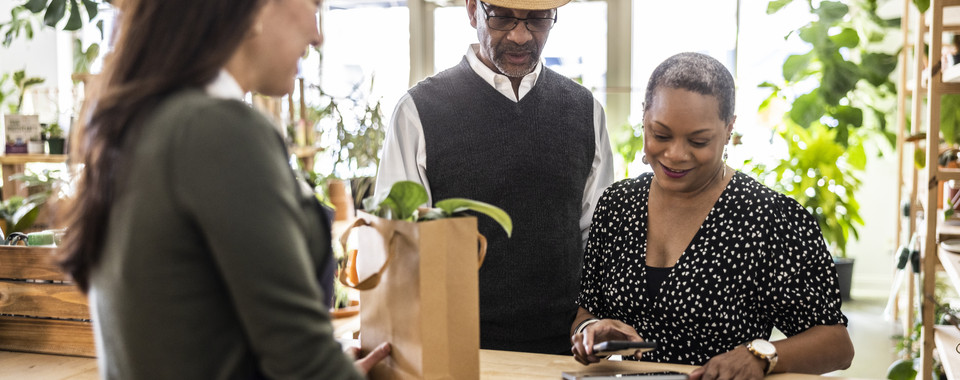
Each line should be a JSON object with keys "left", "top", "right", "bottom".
{"left": 59, "top": 0, "right": 267, "bottom": 292}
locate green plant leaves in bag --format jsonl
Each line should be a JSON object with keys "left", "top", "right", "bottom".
{"left": 435, "top": 198, "right": 513, "bottom": 237}
{"left": 383, "top": 180, "right": 428, "bottom": 221}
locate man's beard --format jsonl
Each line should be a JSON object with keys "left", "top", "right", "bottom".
{"left": 492, "top": 40, "right": 540, "bottom": 78}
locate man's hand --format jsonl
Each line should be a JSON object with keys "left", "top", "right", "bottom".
{"left": 688, "top": 345, "right": 766, "bottom": 380}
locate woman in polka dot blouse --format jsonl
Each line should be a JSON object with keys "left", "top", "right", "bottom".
{"left": 569, "top": 53, "right": 854, "bottom": 380}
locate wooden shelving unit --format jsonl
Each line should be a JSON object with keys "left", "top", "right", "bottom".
{"left": 911, "top": 0, "right": 960, "bottom": 379}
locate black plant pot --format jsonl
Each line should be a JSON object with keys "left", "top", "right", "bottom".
{"left": 47, "top": 137, "right": 65, "bottom": 155}
{"left": 834, "top": 257, "right": 855, "bottom": 301}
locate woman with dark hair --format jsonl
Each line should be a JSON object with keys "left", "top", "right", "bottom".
{"left": 569, "top": 52, "right": 854, "bottom": 379}
{"left": 59, "top": 0, "right": 389, "bottom": 378}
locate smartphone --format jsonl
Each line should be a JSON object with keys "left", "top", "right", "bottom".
{"left": 592, "top": 340, "right": 657, "bottom": 356}
{"left": 561, "top": 369, "right": 688, "bottom": 380}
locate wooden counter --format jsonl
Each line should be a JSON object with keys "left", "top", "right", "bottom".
{"left": 0, "top": 348, "right": 870, "bottom": 380}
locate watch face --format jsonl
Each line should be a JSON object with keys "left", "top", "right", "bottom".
{"left": 752, "top": 339, "right": 776, "bottom": 355}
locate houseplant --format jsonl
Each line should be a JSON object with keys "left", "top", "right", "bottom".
{"left": 755, "top": 0, "right": 900, "bottom": 299}
{"left": 44, "top": 122, "right": 65, "bottom": 154}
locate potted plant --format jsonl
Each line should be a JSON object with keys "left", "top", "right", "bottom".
{"left": 44, "top": 122, "right": 65, "bottom": 154}
{"left": 753, "top": 0, "right": 900, "bottom": 300}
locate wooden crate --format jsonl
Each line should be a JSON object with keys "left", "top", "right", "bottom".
{"left": 0, "top": 246, "right": 95, "bottom": 357}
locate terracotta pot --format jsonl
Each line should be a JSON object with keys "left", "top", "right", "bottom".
{"left": 327, "top": 179, "right": 354, "bottom": 221}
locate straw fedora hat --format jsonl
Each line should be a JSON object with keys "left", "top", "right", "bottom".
{"left": 482, "top": 0, "right": 571, "bottom": 10}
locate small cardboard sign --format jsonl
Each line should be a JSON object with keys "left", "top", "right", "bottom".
{"left": 3, "top": 114, "right": 41, "bottom": 154}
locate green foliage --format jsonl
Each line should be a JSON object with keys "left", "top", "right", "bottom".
{"left": 1, "top": 1, "right": 104, "bottom": 48}
{"left": 43, "top": 122, "right": 63, "bottom": 138}
{"left": 10, "top": 69, "right": 45, "bottom": 114}
{"left": 73, "top": 39, "right": 100, "bottom": 79}
{"left": 363, "top": 181, "right": 513, "bottom": 237}
{"left": 0, "top": 74, "right": 15, "bottom": 112}
{"left": 757, "top": 0, "right": 902, "bottom": 256}
{"left": 0, "top": 196, "right": 41, "bottom": 235}
{"left": 746, "top": 122, "right": 865, "bottom": 258}
{"left": 0, "top": 6, "right": 40, "bottom": 47}
{"left": 942, "top": 95, "right": 960, "bottom": 146}
{"left": 612, "top": 122, "right": 644, "bottom": 178}
{"left": 23, "top": 0, "right": 101, "bottom": 31}
{"left": 307, "top": 76, "right": 385, "bottom": 180}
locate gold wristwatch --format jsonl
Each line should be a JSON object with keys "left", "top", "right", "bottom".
{"left": 746, "top": 339, "right": 778, "bottom": 375}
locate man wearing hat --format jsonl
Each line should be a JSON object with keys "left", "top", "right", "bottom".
{"left": 376, "top": 0, "right": 614, "bottom": 354}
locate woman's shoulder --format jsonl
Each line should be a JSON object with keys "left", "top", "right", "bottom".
{"left": 729, "top": 171, "right": 811, "bottom": 219}
{"left": 601, "top": 173, "right": 652, "bottom": 200}
{"left": 146, "top": 89, "right": 277, "bottom": 147}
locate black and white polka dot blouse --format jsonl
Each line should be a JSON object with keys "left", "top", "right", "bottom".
{"left": 577, "top": 171, "right": 848, "bottom": 365}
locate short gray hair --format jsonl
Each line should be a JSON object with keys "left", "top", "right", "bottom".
{"left": 643, "top": 52, "right": 736, "bottom": 123}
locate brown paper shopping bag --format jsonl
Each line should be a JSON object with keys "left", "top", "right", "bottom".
{"left": 339, "top": 211, "right": 486, "bottom": 380}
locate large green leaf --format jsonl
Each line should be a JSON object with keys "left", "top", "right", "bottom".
{"left": 766, "top": 0, "right": 794, "bottom": 14}
{"left": 789, "top": 91, "right": 825, "bottom": 127}
{"left": 43, "top": 0, "right": 66, "bottom": 27}
{"left": 64, "top": 0, "right": 82, "bottom": 31}
{"left": 816, "top": 1, "right": 849, "bottom": 23}
{"left": 847, "top": 142, "right": 867, "bottom": 171}
{"left": 861, "top": 52, "right": 898, "bottom": 87}
{"left": 384, "top": 181, "right": 428, "bottom": 221}
{"left": 783, "top": 52, "right": 814, "bottom": 82}
{"left": 435, "top": 198, "right": 513, "bottom": 237}
{"left": 798, "top": 24, "right": 827, "bottom": 45}
{"left": 10, "top": 202, "right": 40, "bottom": 234}
{"left": 23, "top": 0, "right": 49, "bottom": 13}
{"left": 913, "top": 0, "right": 929, "bottom": 13}
{"left": 820, "top": 59, "right": 860, "bottom": 106}
{"left": 828, "top": 28, "right": 859, "bottom": 48}
{"left": 832, "top": 105, "right": 864, "bottom": 129}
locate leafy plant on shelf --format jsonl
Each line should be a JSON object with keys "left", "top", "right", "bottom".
{"left": 363, "top": 181, "right": 512, "bottom": 237}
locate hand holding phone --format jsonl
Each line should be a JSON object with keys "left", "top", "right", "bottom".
{"left": 592, "top": 340, "right": 657, "bottom": 356}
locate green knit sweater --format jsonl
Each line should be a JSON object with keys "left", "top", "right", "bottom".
{"left": 89, "top": 89, "right": 362, "bottom": 379}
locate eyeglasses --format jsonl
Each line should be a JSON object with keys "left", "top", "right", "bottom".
{"left": 479, "top": 2, "right": 557, "bottom": 33}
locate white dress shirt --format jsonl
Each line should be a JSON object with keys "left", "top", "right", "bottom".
{"left": 376, "top": 44, "right": 615, "bottom": 247}
{"left": 205, "top": 70, "right": 245, "bottom": 100}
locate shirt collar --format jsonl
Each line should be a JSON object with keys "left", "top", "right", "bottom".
{"left": 205, "top": 70, "right": 245, "bottom": 100}
{"left": 465, "top": 44, "right": 541, "bottom": 101}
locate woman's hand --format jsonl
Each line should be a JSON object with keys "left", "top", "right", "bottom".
{"left": 570, "top": 319, "right": 644, "bottom": 365}
{"left": 688, "top": 345, "right": 765, "bottom": 380}
{"left": 347, "top": 342, "right": 391, "bottom": 376}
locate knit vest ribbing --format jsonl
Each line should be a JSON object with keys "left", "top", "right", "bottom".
{"left": 409, "top": 58, "right": 595, "bottom": 354}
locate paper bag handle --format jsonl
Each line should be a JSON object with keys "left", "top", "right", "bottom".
{"left": 337, "top": 218, "right": 490, "bottom": 289}
{"left": 337, "top": 218, "right": 396, "bottom": 290}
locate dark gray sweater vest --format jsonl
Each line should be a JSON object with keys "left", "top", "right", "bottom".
{"left": 409, "top": 58, "right": 595, "bottom": 354}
